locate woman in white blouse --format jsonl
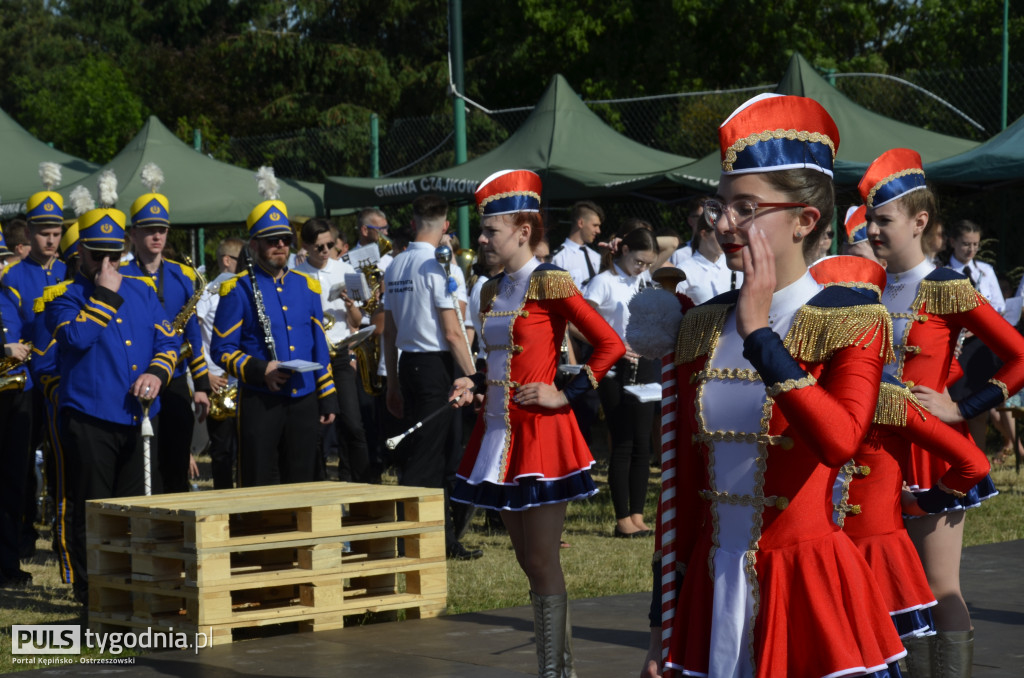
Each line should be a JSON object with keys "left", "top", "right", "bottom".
{"left": 584, "top": 227, "right": 659, "bottom": 537}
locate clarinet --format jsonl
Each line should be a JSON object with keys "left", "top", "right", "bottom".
{"left": 244, "top": 247, "right": 278, "bottom": 361}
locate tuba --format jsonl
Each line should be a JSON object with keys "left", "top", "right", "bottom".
{"left": 0, "top": 343, "right": 32, "bottom": 393}
{"left": 352, "top": 235, "right": 391, "bottom": 395}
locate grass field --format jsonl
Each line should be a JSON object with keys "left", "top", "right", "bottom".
{"left": 1, "top": 459, "right": 1021, "bottom": 673}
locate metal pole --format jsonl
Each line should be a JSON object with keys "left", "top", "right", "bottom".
{"left": 193, "top": 129, "right": 205, "bottom": 270}
{"left": 371, "top": 113, "right": 380, "bottom": 178}
{"left": 449, "top": 0, "right": 470, "bottom": 246}
{"left": 1002, "top": 0, "right": 1010, "bottom": 130}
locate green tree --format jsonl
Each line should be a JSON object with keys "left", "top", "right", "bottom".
{"left": 13, "top": 54, "right": 145, "bottom": 162}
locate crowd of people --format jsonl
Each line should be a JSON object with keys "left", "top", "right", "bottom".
{"left": 0, "top": 92, "right": 1019, "bottom": 678}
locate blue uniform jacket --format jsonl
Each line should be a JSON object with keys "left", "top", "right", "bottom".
{"left": 211, "top": 262, "right": 337, "bottom": 408}
{"left": 120, "top": 258, "right": 210, "bottom": 391}
{"left": 0, "top": 285, "right": 32, "bottom": 391}
{"left": 46, "top": 273, "right": 178, "bottom": 425}
{"left": 0, "top": 256, "right": 67, "bottom": 337}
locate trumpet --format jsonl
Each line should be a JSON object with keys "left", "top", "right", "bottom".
{"left": 0, "top": 343, "right": 32, "bottom": 393}
{"left": 352, "top": 235, "right": 391, "bottom": 396}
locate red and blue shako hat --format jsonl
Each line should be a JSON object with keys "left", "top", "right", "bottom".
{"left": 27, "top": 162, "right": 65, "bottom": 226}
{"left": 858, "top": 148, "right": 926, "bottom": 209}
{"left": 719, "top": 93, "right": 839, "bottom": 176}
{"left": 131, "top": 163, "right": 170, "bottom": 228}
{"left": 810, "top": 254, "right": 887, "bottom": 302}
{"left": 844, "top": 205, "right": 868, "bottom": 244}
{"left": 474, "top": 169, "right": 542, "bottom": 216}
{"left": 248, "top": 166, "right": 291, "bottom": 239}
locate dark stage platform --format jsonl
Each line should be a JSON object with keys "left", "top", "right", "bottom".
{"left": 22, "top": 540, "right": 1023, "bottom": 677}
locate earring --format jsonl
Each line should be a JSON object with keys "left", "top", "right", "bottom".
{"left": 795, "top": 231, "right": 804, "bottom": 240}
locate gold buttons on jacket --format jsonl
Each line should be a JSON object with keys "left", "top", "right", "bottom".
{"left": 116, "top": 318, "right": 122, "bottom": 324}
{"left": 125, "top": 340, "right": 132, "bottom": 346}
{"left": 775, "top": 497, "right": 789, "bottom": 510}
{"left": 276, "top": 287, "right": 283, "bottom": 292}
{"left": 282, "top": 305, "right": 288, "bottom": 311}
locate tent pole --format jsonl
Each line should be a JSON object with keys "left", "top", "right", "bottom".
{"left": 449, "top": 0, "right": 470, "bottom": 245}
{"left": 371, "top": 114, "right": 380, "bottom": 178}
{"left": 193, "top": 128, "right": 205, "bottom": 270}
{"left": 1002, "top": 0, "right": 1009, "bottom": 131}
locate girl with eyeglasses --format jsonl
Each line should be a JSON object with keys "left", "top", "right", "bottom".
{"left": 638, "top": 94, "right": 905, "bottom": 678}
{"left": 860, "top": 149, "right": 1024, "bottom": 675}
{"left": 583, "top": 227, "right": 660, "bottom": 538}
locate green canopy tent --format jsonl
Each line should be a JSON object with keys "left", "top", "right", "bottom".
{"left": 670, "top": 53, "right": 981, "bottom": 189}
{"left": 323, "top": 74, "right": 700, "bottom": 211}
{"left": 0, "top": 108, "right": 98, "bottom": 213}
{"left": 56, "top": 116, "right": 324, "bottom": 225}
{"left": 923, "top": 113, "right": 1024, "bottom": 189}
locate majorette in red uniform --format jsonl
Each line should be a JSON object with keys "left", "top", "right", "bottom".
{"left": 640, "top": 94, "right": 907, "bottom": 678}
{"left": 858, "top": 149, "right": 1024, "bottom": 503}
{"left": 451, "top": 170, "right": 624, "bottom": 510}
{"left": 810, "top": 256, "right": 990, "bottom": 641}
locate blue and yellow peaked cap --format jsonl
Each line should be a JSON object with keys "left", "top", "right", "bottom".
{"left": 130, "top": 163, "right": 170, "bottom": 227}
{"left": 0, "top": 226, "right": 7, "bottom": 255}
{"left": 60, "top": 222, "right": 80, "bottom": 261}
{"left": 248, "top": 166, "right": 291, "bottom": 239}
{"left": 718, "top": 93, "right": 840, "bottom": 177}
{"left": 79, "top": 209, "right": 126, "bottom": 252}
{"left": 27, "top": 162, "right": 66, "bottom": 226}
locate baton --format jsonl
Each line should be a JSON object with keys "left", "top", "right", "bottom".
{"left": 386, "top": 398, "right": 460, "bottom": 450}
{"left": 139, "top": 397, "right": 155, "bottom": 496}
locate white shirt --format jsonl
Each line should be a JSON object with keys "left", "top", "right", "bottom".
{"left": 383, "top": 241, "right": 457, "bottom": 353}
{"left": 583, "top": 263, "right": 652, "bottom": 338}
{"left": 669, "top": 245, "right": 693, "bottom": 267}
{"left": 948, "top": 255, "right": 1004, "bottom": 313}
{"left": 467, "top": 274, "right": 491, "bottom": 333}
{"left": 676, "top": 250, "right": 742, "bottom": 305}
{"left": 294, "top": 257, "right": 357, "bottom": 344}
{"left": 551, "top": 239, "right": 602, "bottom": 289}
{"left": 196, "top": 271, "right": 236, "bottom": 379}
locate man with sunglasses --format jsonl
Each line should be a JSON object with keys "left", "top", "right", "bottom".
{"left": 294, "top": 218, "right": 369, "bottom": 483}
{"left": 120, "top": 190, "right": 211, "bottom": 493}
{"left": 211, "top": 199, "right": 338, "bottom": 487}
{"left": 45, "top": 205, "right": 179, "bottom": 605}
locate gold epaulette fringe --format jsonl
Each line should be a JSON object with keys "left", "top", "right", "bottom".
{"left": 291, "top": 269, "right": 321, "bottom": 294}
{"left": 912, "top": 277, "right": 984, "bottom": 315}
{"left": 873, "top": 381, "right": 925, "bottom": 426}
{"left": 525, "top": 270, "right": 579, "bottom": 300}
{"left": 674, "top": 303, "right": 729, "bottom": 365}
{"left": 123, "top": 274, "right": 158, "bottom": 292}
{"left": 33, "top": 281, "right": 71, "bottom": 313}
{"left": 480, "top": 277, "right": 500, "bottom": 312}
{"left": 783, "top": 303, "right": 895, "bottom": 364}
{"left": 219, "top": 274, "right": 244, "bottom": 297}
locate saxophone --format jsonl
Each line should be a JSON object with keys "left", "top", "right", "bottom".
{"left": 170, "top": 256, "right": 208, "bottom": 362}
{"left": 353, "top": 235, "right": 391, "bottom": 395}
{"left": 0, "top": 343, "right": 31, "bottom": 393}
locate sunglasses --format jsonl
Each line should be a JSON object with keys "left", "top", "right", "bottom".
{"left": 314, "top": 240, "right": 336, "bottom": 253}
{"left": 86, "top": 249, "right": 122, "bottom": 262}
{"left": 259, "top": 235, "right": 294, "bottom": 247}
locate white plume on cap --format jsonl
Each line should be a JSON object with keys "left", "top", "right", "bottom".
{"left": 140, "top": 162, "right": 165, "bottom": 193}
{"left": 70, "top": 186, "right": 95, "bottom": 218}
{"left": 97, "top": 170, "right": 118, "bottom": 208}
{"left": 39, "top": 162, "right": 62, "bottom": 191}
{"left": 626, "top": 287, "right": 686, "bottom": 360}
{"left": 256, "top": 166, "right": 280, "bottom": 201}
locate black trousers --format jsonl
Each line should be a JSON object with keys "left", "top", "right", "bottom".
{"left": 158, "top": 373, "right": 195, "bottom": 493}
{"left": 396, "top": 352, "right": 465, "bottom": 547}
{"left": 207, "top": 415, "right": 237, "bottom": 490}
{"left": 237, "top": 388, "right": 318, "bottom": 487}
{"left": 62, "top": 408, "right": 157, "bottom": 596}
{"left": 598, "top": 356, "right": 658, "bottom": 520}
{"left": 0, "top": 389, "right": 33, "bottom": 574}
{"left": 331, "top": 356, "right": 370, "bottom": 482}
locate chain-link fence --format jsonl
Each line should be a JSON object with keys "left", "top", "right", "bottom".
{"left": 224, "top": 62, "right": 1024, "bottom": 273}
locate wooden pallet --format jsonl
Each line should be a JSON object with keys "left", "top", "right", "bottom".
{"left": 86, "top": 482, "right": 446, "bottom": 645}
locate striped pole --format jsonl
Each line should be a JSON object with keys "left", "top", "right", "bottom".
{"left": 659, "top": 352, "right": 678, "bottom": 665}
